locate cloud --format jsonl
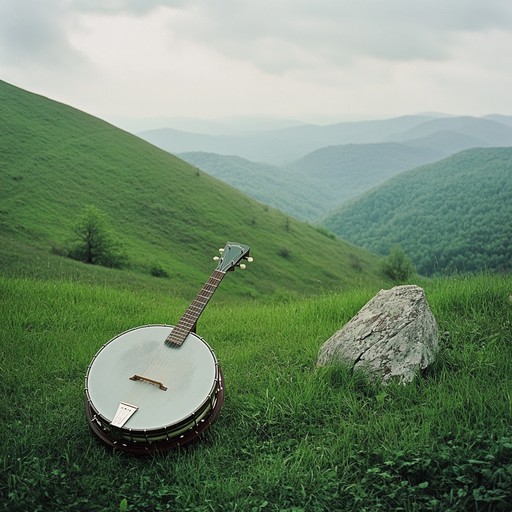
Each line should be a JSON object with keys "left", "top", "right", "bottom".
{"left": 0, "top": 1, "right": 79, "bottom": 67}
{"left": 1, "top": 0, "right": 512, "bottom": 122}
{"left": 158, "top": 0, "right": 512, "bottom": 72}
{"left": 69, "top": 0, "right": 187, "bottom": 15}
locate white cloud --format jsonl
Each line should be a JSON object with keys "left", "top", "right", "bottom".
{"left": 1, "top": 0, "right": 512, "bottom": 124}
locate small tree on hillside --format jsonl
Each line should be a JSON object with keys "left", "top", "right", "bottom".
{"left": 381, "top": 246, "right": 415, "bottom": 282}
{"left": 68, "top": 205, "right": 126, "bottom": 268}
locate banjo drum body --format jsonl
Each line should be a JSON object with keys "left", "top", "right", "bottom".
{"left": 84, "top": 324, "right": 224, "bottom": 454}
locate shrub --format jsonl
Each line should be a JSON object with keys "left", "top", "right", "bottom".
{"left": 68, "top": 205, "right": 126, "bottom": 268}
{"left": 381, "top": 246, "right": 415, "bottom": 282}
{"left": 278, "top": 246, "right": 291, "bottom": 259}
{"left": 149, "top": 262, "right": 169, "bottom": 278}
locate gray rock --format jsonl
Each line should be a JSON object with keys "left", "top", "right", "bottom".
{"left": 317, "top": 285, "right": 439, "bottom": 384}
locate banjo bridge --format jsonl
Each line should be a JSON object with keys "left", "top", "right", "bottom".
{"left": 129, "top": 374, "right": 168, "bottom": 391}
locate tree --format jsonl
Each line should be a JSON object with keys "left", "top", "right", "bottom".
{"left": 381, "top": 246, "right": 415, "bottom": 282}
{"left": 68, "top": 205, "right": 126, "bottom": 268}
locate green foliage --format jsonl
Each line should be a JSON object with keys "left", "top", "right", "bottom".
{"left": 348, "top": 435, "right": 512, "bottom": 511}
{"left": 68, "top": 205, "right": 126, "bottom": 268}
{"left": 381, "top": 246, "right": 415, "bottom": 282}
{"left": 323, "top": 148, "right": 512, "bottom": 275}
{"left": 1, "top": 273, "right": 512, "bottom": 511}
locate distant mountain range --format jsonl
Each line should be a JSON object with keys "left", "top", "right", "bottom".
{"left": 139, "top": 114, "right": 512, "bottom": 165}
{"left": 139, "top": 114, "right": 512, "bottom": 224}
{"left": 180, "top": 142, "right": 447, "bottom": 221}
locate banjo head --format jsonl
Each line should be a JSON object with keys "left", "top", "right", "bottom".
{"left": 84, "top": 325, "right": 223, "bottom": 453}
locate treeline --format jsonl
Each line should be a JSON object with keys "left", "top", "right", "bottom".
{"left": 323, "top": 148, "right": 512, "bottom": 275}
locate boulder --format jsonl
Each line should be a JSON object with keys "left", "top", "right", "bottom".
{"left": 317, "top": 285, "right": 439, "bottom": 384}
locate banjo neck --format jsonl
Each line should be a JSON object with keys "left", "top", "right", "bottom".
{"left": 165, "top": 269, "right": 226, "bottom": 347}
{"left": 165, "top": 240, "right": 252, "bottom": 347}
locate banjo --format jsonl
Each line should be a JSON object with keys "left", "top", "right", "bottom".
{"left": 84, "top": 241, "right": 251, "bottom": 454}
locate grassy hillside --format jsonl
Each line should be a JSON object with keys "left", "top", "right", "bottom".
{"left": 322, "top": 148, "right": 512, "bottom": 275}
{"left": 179, "top": 151, "right": 339, "bottom": 221}
{"left": 0, "top": 80, "right": 386, "bottom": 298}
{"left": 2, "top": 272, "right": 511, "bottom": 510}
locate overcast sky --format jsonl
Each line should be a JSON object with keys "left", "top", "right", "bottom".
{"left": 2, "top": 0, "right": 512, "bottom": 131}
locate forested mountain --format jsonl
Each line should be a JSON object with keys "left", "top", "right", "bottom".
{"left": 286, "top": 142, "right": 446, "bottom": 205}
{"left": 0, "top": 80, "right": 386, "bottom": 297}
{"left": 322, "top": 148, "right": 512, "bottom": 275}
{"left": 180, "top": 142, "right": 448, "bottom": 221}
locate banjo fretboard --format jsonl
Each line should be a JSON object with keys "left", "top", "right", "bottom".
{"left": 165, "top": 269, "right": 226, "bottom": 347}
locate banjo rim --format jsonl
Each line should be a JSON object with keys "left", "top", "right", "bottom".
{"left": 85, "top": 366, "right": 225, "bottom": 455}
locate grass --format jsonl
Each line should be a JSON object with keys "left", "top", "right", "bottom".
{"left": 1, "top": 272, "right": 511, "bottom": 511}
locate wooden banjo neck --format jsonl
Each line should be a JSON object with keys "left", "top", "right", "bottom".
{"left": 166, "top": 242, "right": 252, "bottom": 347}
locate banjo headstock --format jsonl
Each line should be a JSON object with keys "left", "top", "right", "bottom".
{"left": 213, "top": 241, "right": 252, "bottom": 272}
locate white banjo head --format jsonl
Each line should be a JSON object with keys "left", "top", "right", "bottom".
{"left": 85, "top": 325, "right": 219, "bottom": 432}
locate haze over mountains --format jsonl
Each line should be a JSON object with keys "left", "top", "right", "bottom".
{"left": 138, "top": 112, "right": 512, "bottom": 276}
{"left": 138, "top": 114, "right": 512, "bottom": 223}
{"left": 179, "top": 142, "right": 446, "bottom": 221}
{"left": 138, "top": 114, "right": 512, "bottom": 165}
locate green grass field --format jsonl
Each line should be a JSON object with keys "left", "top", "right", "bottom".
{"left": 2, "top": 272, "right": 511, "bottom": 511}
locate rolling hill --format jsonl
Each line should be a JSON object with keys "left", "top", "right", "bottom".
{"left": 180, "top": 142, "right": 447, "bottom": 222}
{"left": 0, "top": 80, "right": 387, "bottom": 298}
{"left": 285, "top": 142, "right": 447, "bottom": 206}
{"left": 322, "top": 148, "right": 512, "bottom": 275}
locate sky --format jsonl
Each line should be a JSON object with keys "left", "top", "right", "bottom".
{"left": 2, "top": 0, "right": 512, "bottom": 132}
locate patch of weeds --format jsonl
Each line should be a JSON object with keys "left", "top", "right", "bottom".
{"left": 278, "top": 247, "right": 291, "bottom": 259}
{"left": 149, "top": 261, "right": 169, "bottom": 278}
{"left": 344, "top": 434, "right": 512, "bottom": 511}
